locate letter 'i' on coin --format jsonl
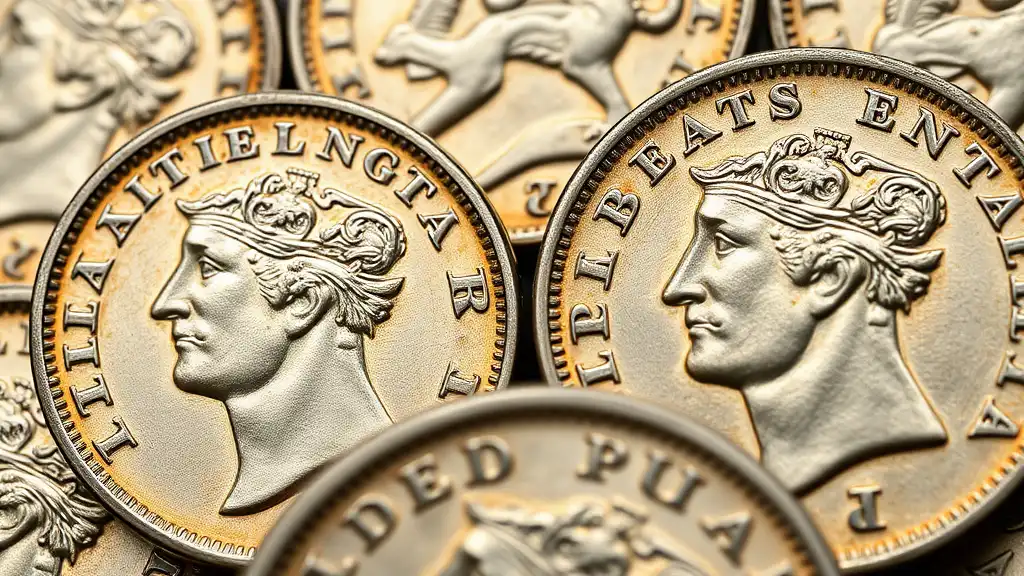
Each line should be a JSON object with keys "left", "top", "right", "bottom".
{"left": 30, "top": 92, "right": 519, "bottom": 567}
{"left": 286, "top": 0, "right": 756, "bottom": 243}
{"left": 0, "top": 289, "right": 229, "bottom": 576}
{"left": 767, "top": 0, "right": 1024, "bottom": 137}
{"left": 535, "top": 47, "right": 1024, "bottom": 571}
{"left": 246, "top": 389, "right": 840, "bottom": 576}
{"left": 0, "top": 0, "right": 281, "bottom": 292}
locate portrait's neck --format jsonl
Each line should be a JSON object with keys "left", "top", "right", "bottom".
{"left": 219, "top": 329, "right": 392, "bottom": 516}
{"left": 742, "top": 302, "right": 947, "bottom": 495}
{"left": 0, "top": 104, "right": 116, "bottom": 223}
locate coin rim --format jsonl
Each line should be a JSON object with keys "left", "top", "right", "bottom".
{"left": 246, "top": 387, "right": 840, "bottom": 576}
{"left": 257, "top": 0, "right": 284, "bottom": 90}
{"left": 766, "top": 0, "right": 798, "bottom": 49}
{"left": 29, "top": 91, "right": 521, "bottom": 568}
{"left": 531, "top": 46, "right": 1024, "bottom": 571}
{"left": 284, "top": 0, "right": 759, "bottom": 244}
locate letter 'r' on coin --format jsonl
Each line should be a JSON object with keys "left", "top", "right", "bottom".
{"left": 767, "top": 0, "right": 1024, "bottom": 137}
{"left": 30, "top": 93, "right": 519, "bottom": 567}
{"left": 247, "top": 389, "right": 839, "bottom": 576}
{"left": 287, "top": 0, "right": 756, "bottom": 243}
{"left": 535, "top": 48, "right": 1024, "bottom": 571}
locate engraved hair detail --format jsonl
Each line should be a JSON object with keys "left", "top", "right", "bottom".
{"left": 177, "top": 169, "right": 408, "bottom": 336}
{"left": 38, "top": 0, "right": 196, "bottom": 127}
{"left": 0, "top": 378, "right": 108, "bottom": 563}
{"left": 691, "top": 129, "right": 947, "bottom": 312}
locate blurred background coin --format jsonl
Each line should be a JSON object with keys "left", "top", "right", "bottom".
{"left": 535, "top": 47, "right": 1024, "bottom": 571}
{"left": 0, "top": 289, "right": 229, "bottom": 576}
{"left": 288, "top": 0, "right": 756, "bottom": 243}
{"left": 0, "top": 0, "right": 282, "bottom": 294}
{"left": 30, "top": 92, "right": 518, "bottom": 567}
{"left": 247, "top": 388, "right": 839, "bottom": 576}
{"left": 768, "top": 0, "right": 1024, "bottom": 136}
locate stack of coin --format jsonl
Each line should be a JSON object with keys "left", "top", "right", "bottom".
{"left": 1, "top": 1, "right": 1023, "bottom": 575}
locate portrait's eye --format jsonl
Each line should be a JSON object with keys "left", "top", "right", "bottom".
{"left": 714, "top": 233, "right": 739, "bottom": 256}
{"left": 198, "top": 258, "right": 220, "bottom": 279}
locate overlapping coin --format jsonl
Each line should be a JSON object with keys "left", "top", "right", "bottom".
{"left": 30, "top": 92, "right": 519, "bottom": 567}
{"left": 767, "top": 0, "right": 1024, "bottom": 136}
{"left": 287, "top": 0, "right": 756, "bottom": 243}
{"left": 247, "top": 388, "right": 839, "bottom": 575}
{"left": 534, "top": 48, "right": 1024, "bottom": 571}
{"left": 1, "top": 289, "right": 228, "bottom": 576}
{"left": 0, "top": 0, "right": 281, "bottom": 295}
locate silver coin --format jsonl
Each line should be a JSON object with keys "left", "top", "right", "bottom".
{"left": 246, "top": 388, "right": 839, "bottom": 575}
{"left": 30, "top": 92, "right": 519, "bottom": 567}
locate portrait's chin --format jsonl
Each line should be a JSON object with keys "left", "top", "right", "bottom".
{"left": 684, "top": 348, "right": 743, "bottom": 389}
{"left": 171, "top": 359, "right": 222, "bottom": 399}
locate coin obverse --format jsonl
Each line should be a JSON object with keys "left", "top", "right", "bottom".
{"left": 31, "top": 92, "right": 519, "bottom": 567}
{"left": 287, "top": 0, "right": 756, "bottom": 243}
{"left": 0, "top": 0, "right": 282, "bottom": 296}
{"left": 0, "top": 289, "right": 228, "bottom": 576}
{"left": 246, "top": 389, "right": 840, "bottom": 576}
{"left": 534, "top": 48, "right": 1024, "bottom": 571}
{"left": 767, "top": 0, "right": 1024, "bottom": 136}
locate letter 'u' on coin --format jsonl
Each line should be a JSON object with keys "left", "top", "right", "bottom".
{"left": 30, "top": 92, "right": 519, "bottom": 568}
{"left": 535, "top": 48, "right": 1024, "bottom": 571}
{"left": 287, "top": 0, "right": 756, "bottom": 243}
{"left": 767, "top": 0, "right": 1024, "bottom": 137}
{"left": 246, "top": 389, "right": 839, "bottom": 576}
{"left": 0, "top": 289, "right": 228, "bottom": 576}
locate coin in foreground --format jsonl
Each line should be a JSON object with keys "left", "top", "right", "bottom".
{"left": 247, "top": 388, "right": 839, "bottom": 575}
{"left": 1, "top": 290, "right": 227, "bottom": 576}
{"left": 31, "top": 92, "right": 519, "bottom": 567}
{"left": 768, "top": 0, "right": 1024, "bottom": 135}
{"left": 288, "top": 0, "right": 755, "bottom": 243}
{"left": 0, "top": 0, "right": 282, "bottom": 293}
{"left": 535, "top": 48, "right": 1024, "bottom": 571}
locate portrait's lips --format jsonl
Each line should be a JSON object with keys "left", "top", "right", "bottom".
{"left": 685, "top": 314, "right": 721, "bottom": 335}
{"left": 171, "top": 328, "right": 205, "bottom": 348}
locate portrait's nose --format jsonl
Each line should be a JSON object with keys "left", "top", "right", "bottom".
{"left": 151, "top": 264, "right": 190, "bottom": 320}
{"left": 662, "top": 252, "right": 708, "bottom": 307}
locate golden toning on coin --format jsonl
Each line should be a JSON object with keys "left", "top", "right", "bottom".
{"left": 1, "top": 290, "right": 228, "bottom": 576}
{"left": 768, "top": 0, "right": 1024, "bottom": 136}
{"left": 246, "top": 389, "right": 839, "bottom": 576}
{"left": 535, "top": 48, "right": 1024, "bottom": 571}
{"left": 0, "top": 0, "right": 282, "bottom": 294}
{"left": 287, "top": 0, "right": 756, "bottom": 243}
{"left": 30, "top": 93, "right": 519, "bottom": 567}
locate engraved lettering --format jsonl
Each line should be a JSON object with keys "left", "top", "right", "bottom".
{"left": 124, "top": 175, "right": 163, "bottom": 210}
{"left": 333, "top": 66, "right": 372, "bottom": 99}
{"left": 363, "top": 148, "right": 399, "bottom": 185}
{"left": 577, "top": 432, "right": 628, "bottom": 481}
{"left": 70, "top": 374, "right": 113, "bottom": 418}
{"left": 716, "top": 90, "right": 756, "bottom": 131}
{"left": 64, "top": 301, "right": 99, "bottom": 333}
{"left": 997, "top": 351, "right": 1024, "bottom": 387}
{"left": 463, "top": 436, "right": 513, "bottom": 486}
{"left": 93, "top": 416, "right": 138, "bottom": 464}
{"left": 217, "top": 71, "right": 248, "bottom": 94}
{"left": 857, "top": 89, "right": 899, "bottom": 132}
{"left": 302, "top": 556, "right": 358, "bottom": 576}
{"left": 72, "top": 256, "right": 114, "bottom": 295}
{"left": 978, "top": 194, "right": 1023, "bottom": 232}
{"left": 317, "top": 127, "right": 365, "bottom": 167}
{"left": 63, "top": 337, "right": 100, "bottom": 370}
{"left": 999, "top": 235, "right": 1024, "bottom": 269}
{"left": 149, "top": 149, "right": 188, "bottom": 188}
{"left": 96, "top": 205, "right": 141, "bottom": 246}
{"left": 629, "top": 140, "right": 676, "bottom": 185}
{"left": 193, "top": 135, "right": 222, "bottom": 171}
{"left": 682, "top": 115, "right": 722, "bottom": 156}
{"left": 575, "top": 251, "right": 619, "bottom": 290}
{"left": 394, "top": 167, "right": 437, "bottom": 207}
{"left": 575, "top": 350, "right": 620, "bottom": 386}
{"left": 768, "top": 83, "right": 801, "bottom": 121}
{"left": 418, "top": 209, "right": 459, "bottom": 251}
{"left": 570, "top": 303, "right": 610, "bottom": 343}
{"left": 900, "top": 107, "right": 959, "bottom": 160}
{"left": 274, "top": 122, "right": 306, "bottom": 156}
{"left": 438, "top": 363, "right": 479, "bottom": 399}
{"left": 701, "top": 512, "right": 751, "bottom": 566}
{"left": 344, "top": 497, "right": 396, "bottom": 551}
{"left": 968, "top": 396, "right": 1020, "bottom": 438}
{"left": 224, "top": 126, "right": 260, "bottom": 162}
{"left": 848, "top": 485, "right": 886, "bottom": 532}
{"left": 447, "top": 268, "right": 489, "bottom": 319}
{"left": 955, "top": 142, "right": 1002, "bottom": 188}
{"left": 643, "top": 450, "right": 704, "bottom": 512}
{"left": 593, "top": 188, "right": 639, "bottom": 236}
{"left": 525, "top": 180, "right": 556, "bottom": 217}
{"left": 399, "top": 453, "right": 453, "bottom": 512}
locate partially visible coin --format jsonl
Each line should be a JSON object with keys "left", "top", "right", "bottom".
{"left": 0, "top": 289, "right": 228, "bottom": 576}
{"left": 767, "top": 0, "right": 1024, "bottom": 136}
{"left": 288, "top": 0, "right": 756, "bottom": 243}
{"left": 534, "top": 48, "right": 1024, "bottom": 571}
{"left": 246, "top": 388, "right": 839, "bottom": 575}
{"left": 31, "top": 92, "right": 519, "bottom": 567}
{"left": 0, "top": 0, "right": 282, "bottom": 293}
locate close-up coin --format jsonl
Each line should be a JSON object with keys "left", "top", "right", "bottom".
{"left": 1, "top": 289, "right": 227, "bottom": 576}
{"left": 287, "top": 0, "right": 756, "bottom": 243}
{"left": 246, "top": 388, "right": 839, "bottom": 575}
{"left": 30, "top": 92, "right": 519, "bottom": 567}
{"left": 767, "top": 0, "right": 1024, "bottom": 135}
{"left": 535, "top": 48, "right": 1024, "bottom": 571}
{"left": 0, "top": 0, "right": 282, "bottom": 293}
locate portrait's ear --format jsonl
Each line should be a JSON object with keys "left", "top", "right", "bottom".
{"left": 807, "top": 253, "right": 866, "bottom": 319}
{"left": 283, "top": 283, "right": 333, "bottom": 339}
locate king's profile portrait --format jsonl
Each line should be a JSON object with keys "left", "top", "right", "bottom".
{"left": 151, "top": 168, "right": 407, "bottom": 515}
{"left": 663, "top": 129, "right": 949, "bottom": 494}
